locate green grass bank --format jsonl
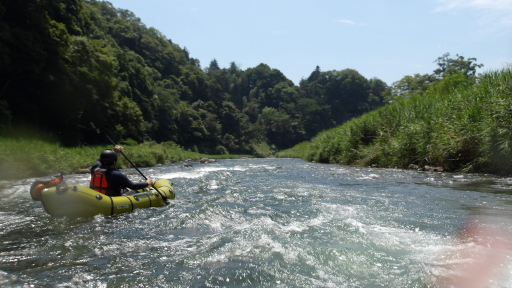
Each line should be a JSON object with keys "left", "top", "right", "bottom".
{"left": 277, "top": 68, "right": 512, "bottom": 175}
{"left": 0, "top": 138, "right": 250, "bottom": 181}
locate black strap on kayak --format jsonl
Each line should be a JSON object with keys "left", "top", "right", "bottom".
{"left": 90, "top": 122, "right": 169, "bottom": 205}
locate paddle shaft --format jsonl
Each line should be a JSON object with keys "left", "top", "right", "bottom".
{"left": 91, "top": 123, "right": 169, "bottom": 204}
{"left": 105, "top": 135, "right": 146, "bottom": 179}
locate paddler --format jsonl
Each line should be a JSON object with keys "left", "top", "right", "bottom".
{"left": 89, "top": 145, "right": 153, "bottom": 196}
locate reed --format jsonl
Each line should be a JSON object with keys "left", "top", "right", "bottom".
{"left": 278, "top": 68, "right": 512, "bottom": 175}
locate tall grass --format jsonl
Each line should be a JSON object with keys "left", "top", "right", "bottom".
{"left": 0, "top": 138, "right": 241, "bottom": 180}
{"left": 277, "top": 68, "right": 512, "bottom": 175}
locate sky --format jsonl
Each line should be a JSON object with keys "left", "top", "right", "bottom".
{"left": 105, "top": 0, "right": 512, "bottom": 85}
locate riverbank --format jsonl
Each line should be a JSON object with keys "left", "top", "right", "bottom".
{"left": 0, "top": 137, "right": 250, "bottom": 180}
{"left": 277, "top": 68, "right": 512, "bottom": 176}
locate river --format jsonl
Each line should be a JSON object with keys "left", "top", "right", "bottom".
{"left": 1, "top": 158, "right": 511, "bottom": 287}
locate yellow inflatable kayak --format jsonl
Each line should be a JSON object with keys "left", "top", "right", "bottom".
{"left": 30, "top": 176, "right": 175, "bottom": 218}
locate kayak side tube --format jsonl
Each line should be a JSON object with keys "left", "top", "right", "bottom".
{"left": 40, "top": 179, "right": 175, "bottom": 218}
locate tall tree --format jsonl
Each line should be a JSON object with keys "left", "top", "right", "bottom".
{"left": 208, "top": 59, "right": 220, "bottom": 71}
{"left": 433, "top": 53, "right": 483, "bottom": 80}
{"left": 308, "top": 69, "right": 371, "bottom": 125}
{"left": 389, "top": 53, "right": 484, "bottom": 101}
{"left": 390, "top": 74, "right": 432, "bottom": 99}
{"left": 367, "top": 78, "right": 387, "bottom": 109}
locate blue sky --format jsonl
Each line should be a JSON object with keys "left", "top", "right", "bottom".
{"left": 105, "top": 0, "right": 512, "bottom": 85}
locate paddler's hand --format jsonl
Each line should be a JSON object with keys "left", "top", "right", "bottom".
{"left": 114, "top": 145, "right": 123, "bottom": 154}
{"left": 146, "top": 178, "right": 154, "bottom": 186}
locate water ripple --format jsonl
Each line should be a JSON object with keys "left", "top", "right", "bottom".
{"left": 1, "top": 158, "right": 511, "bottom": 287}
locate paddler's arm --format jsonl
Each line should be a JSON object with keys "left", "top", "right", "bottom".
{"left": 115, "top": 172, "right": 153, "bottom": 191}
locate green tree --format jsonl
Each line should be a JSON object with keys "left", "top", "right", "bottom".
{"left": 390, "top": 73, "right": 432, "bottom": 99}
{"left": 152, "top": 80, "right": 181, "bottom": 143}
{"left": 219, "top": 101, "right": 253, "bottom": 153}
{"left": 433, "top": 53, "right": 483, "bottom": 80}
{"left": 426, "top": 71, "right": 473, "bottom": 96}
{"left": 257, "top": 107, "right": 302, "bottom": 148}
{"left": 389, "top": 53, "right": 484, "bottom": 101}
{"left": 208, "top": 59, "right": 220, "bottom": 71}
{"left": 368, "top": 78, "right": 387, "bottom": 109}
{"left": 307, "top": 65, "right": 321, "bottom": 82}
{"left": 296, "top": 98, "right": 332, "bottom": 138}
{"left": 317, "top": 69, "right": 371, "bottom": 124}
{"left": 245, "top": 63, "right": 291, "bottom": 108}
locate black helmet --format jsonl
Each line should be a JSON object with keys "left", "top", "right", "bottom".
{"left": 99, "top": 149, "right": 118, "bottom": 166}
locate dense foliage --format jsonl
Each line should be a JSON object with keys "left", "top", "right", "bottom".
{"left": 0, "top": 0, "right": 387, "bottom": 154}
{"left": 278, "top": 67, "right": 512, "bottom": 175}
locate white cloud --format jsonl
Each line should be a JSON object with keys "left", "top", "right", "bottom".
{"left": 435, "top": 0, "right": 512, "bottom": 35}
{"left": 435, "top": 0, "right": 512, "bottom": 11}
{"left": 335, "top": 19, "right": 366, "bottom": 26}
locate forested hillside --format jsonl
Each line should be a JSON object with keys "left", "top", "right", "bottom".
{"left": 0, "top": 0, "right": 387, "bottom": 154}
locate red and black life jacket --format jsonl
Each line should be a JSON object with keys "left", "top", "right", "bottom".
{"left": 89, "top": 168, "right": 113, "bottom": 195}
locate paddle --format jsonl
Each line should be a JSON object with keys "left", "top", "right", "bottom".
{"left": 90, "top": 123, "right": 170, "bottom": 205}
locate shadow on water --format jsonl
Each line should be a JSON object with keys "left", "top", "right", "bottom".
{"left": 452, "top": 179, "right": 512, "bottom": 195}
{"left": 413, "top": 171, "right": 512, "bottom": 195}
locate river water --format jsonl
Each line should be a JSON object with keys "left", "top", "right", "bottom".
{"left": 1, "top": 158, "right": 511, "bottom": 287}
